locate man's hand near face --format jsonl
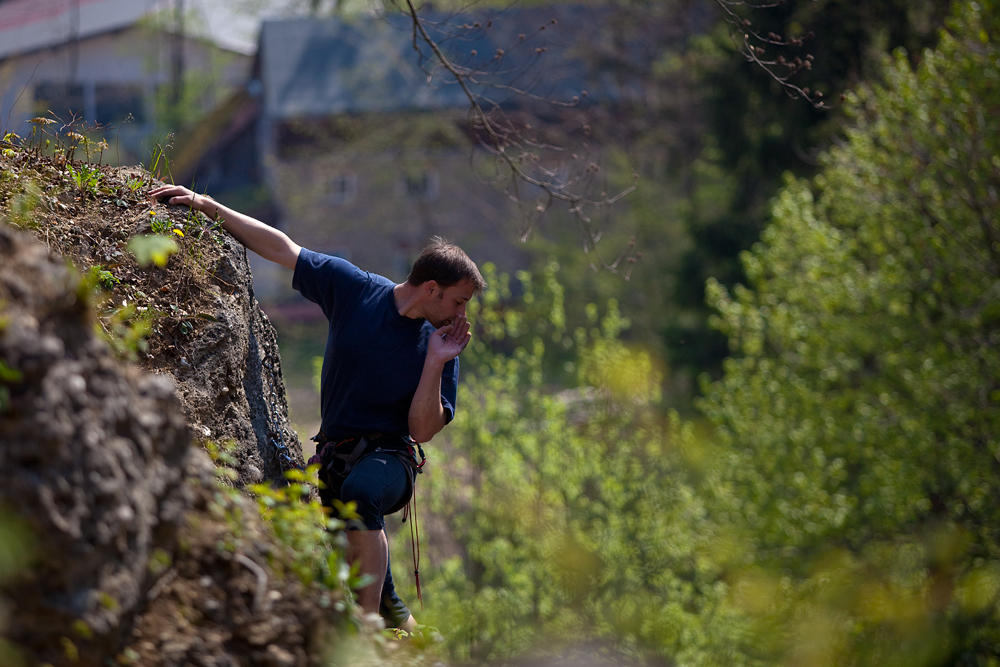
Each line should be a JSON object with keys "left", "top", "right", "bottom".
{"left": 427, "top": 314, "right": 471, "bottom": 365}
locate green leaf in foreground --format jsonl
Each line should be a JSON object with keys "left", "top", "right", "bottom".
{"left": 127, "top": 234, "right": 178, "bottom": 268}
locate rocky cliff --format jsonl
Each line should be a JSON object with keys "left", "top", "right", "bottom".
{"left": 0, "top": 150, "right": 341, "bottom": 666}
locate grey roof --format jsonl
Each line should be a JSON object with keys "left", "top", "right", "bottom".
{"left": 258, "top": 6, "right": 609, "bottom": 119}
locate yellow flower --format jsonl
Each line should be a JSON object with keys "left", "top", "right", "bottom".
{"left": 172, "top": 229, "right": 184, "bottom": 238}
{"left": 150, "top": 211, "right": 157, "bottom": 216}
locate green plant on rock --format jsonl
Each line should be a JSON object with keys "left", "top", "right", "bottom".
{"left": 67, "top": 163, "right": 103, "bottom": 199}
{"left": 184, "top": 205, "right": 224, "bottom": 244}
{"left": 86, "top": 266, "right": 119, "bottom": 291}
{"left": 148, "top": 210, "right": 169, "bottom": 234}
{"left": 95, "top": 303, "right": 156, "bottom": 361}
{"left": 75, "top": 266, "right": 155, "bottom": 361}
{"left": 202, "top": 443, "right": 363, "bottom": 635}
{"left": 5, "top": 180, "right": 43, "bottom": 230}
{"left": 145, "top": 135, "right": 173, "bottom": 182}
{"left": 26, "top": 117, "right": 57, "bottom": 157}
{"left": 1, "top": 133, "right": 17, "bottom": 159}
{"left": 91, "top": 138, "right": 109, "bottom": 165}
{"left": 124, "top": 175, "right": 146, "bottom": 194}
{"left": 63, "top": 132, "right": 86, "bottom": 164}
{"left": 250, "top": 468, "right": 359, "bottom": 593}
{"left": 204, "top": 439, "right": 239, "bottom": 477}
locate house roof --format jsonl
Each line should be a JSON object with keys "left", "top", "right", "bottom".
{"left": 171, "top": 85, "right": 259, "bottom": 184}
{"left": 0, "top": 0, "right": 163, "bottom": 60}
{"left": 257, "top": 6, "right": 609, "bottom": 120}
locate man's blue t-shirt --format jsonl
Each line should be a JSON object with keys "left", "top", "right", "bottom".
{"left": 292, "top": 249, "right": 458, "bottom": 442}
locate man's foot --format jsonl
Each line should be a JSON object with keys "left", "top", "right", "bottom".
{"left": 398, "top": 613, "right": 418, "bottom": 634}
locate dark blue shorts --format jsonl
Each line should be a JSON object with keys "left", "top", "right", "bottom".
{"left": 339, "top": 450, "right": 413, "bottom": 531}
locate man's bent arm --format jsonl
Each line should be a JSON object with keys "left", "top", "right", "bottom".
{"left": 408, "top": 316, "right": 471, "bottom": 442}
{"left": 149, "top": 185, "right": 301, "bottom": 271}
{"left": 408, "top": 357, "right": 450, "bottom": 443}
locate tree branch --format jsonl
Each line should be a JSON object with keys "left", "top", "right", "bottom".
{"left": 399, "top": 0, "right": 641, "bottom": 276}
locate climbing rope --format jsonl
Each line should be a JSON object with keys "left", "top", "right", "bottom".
{"left": 402, "top": 488, "right": 423, "bottom": 611}
{"left": 260, "top": 344, "right": 294, "bottom": 468}
{"left": 402, "top": 440, "right": 426, "bottom": 610}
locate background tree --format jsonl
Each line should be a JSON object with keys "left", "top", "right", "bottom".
{"left": 699, "top": 0, "right": 1000, "bottom": 661}
{"left": 392, "top": 2, "right": 1000, "bottom": 664}
{"left": 650, "top": 0, "right": 953, "bottom": 400}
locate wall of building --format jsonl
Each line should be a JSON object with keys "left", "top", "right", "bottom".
{"left": 244, "top": 143, "right": 531, "bottom": 306}
{"left": 0, "top": 25, "right": 250, "bottom": 164}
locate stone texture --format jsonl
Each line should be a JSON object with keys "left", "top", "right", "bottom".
{"left": 0, "top": 224, "right": 192, "bottom": 664}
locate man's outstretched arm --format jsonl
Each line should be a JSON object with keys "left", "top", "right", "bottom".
{"left": 149, "top": 185, "right": 301, "bottom": 271}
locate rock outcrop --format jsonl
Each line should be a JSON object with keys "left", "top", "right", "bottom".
{"left": 0, "top": 157, "right": 332, "bottom": 665}
{"left": 0, "top": 224, "right": 192, "bottom": 664}
{"left": 159, "top": 220, "right": 304, "bottom": 485}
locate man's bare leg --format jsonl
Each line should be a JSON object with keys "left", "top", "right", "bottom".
{"left": 346, "top": 529, "right": 388, "bottom": 614}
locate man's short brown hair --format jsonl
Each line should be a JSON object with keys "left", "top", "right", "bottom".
{"left": 407, "top": 237, "right": 486, "bottom": 293}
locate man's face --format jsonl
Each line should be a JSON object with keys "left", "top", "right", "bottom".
{"left": 425, "top": 278, "right": 475, "bottom": 328}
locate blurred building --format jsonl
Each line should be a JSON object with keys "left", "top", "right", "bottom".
{"left": 174, "top": 7, "right": 624, "bottom": 305}
{"left": 1, "top": 2, "right": 700, "bottom": 308}
{"left": 0, "top": 0, "right": 251, "bottom": 164}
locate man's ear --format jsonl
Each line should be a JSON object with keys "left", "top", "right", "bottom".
{"left": 423, "top": 280, "right": 438, "bottom": 297}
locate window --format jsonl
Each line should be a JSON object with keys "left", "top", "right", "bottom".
{"left": 325, "top": 173, "right": 357, "bottom": 205}
{"left": 33, "top": 82, "right": 85, "bottom": 122}
{"left": 95, "top": 84, "right": 146, "bottom": 126}
{"left": 402, "top": 171, "right": 439, "bottom": 202}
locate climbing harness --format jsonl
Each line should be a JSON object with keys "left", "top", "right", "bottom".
{"left": 309, "top": 432, "right": 423, "bottom": 514}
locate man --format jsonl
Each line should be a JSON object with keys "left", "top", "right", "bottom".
{"left": 149, "top": 184, "right": 485, "bottom": 631}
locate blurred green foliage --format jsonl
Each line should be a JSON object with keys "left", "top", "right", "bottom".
{"left": 127, "top": 234, "right": 178, "bottom": 268}
{"left": 0, "top": 513, "right": 34, "bottom": 667}
{"left": 396, "top": 1, "right": 1000, "bottom": 664}
{"left": 699, "top": 0, "right": 1000, "bottom": 661}
{"left": 250, "top": 468, "right": 360, "bottom": 593}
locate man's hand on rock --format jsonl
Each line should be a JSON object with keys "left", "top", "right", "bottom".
{"left": 149, "top": 185, "right": 221, "bottom": 220}
{"left": 150, "top": 184, "right": 197, "bottom": 208}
